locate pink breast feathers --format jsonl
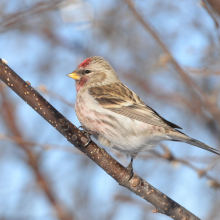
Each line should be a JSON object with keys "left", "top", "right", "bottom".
{"left": 78, "top": 58, "right": 92, "bottom": 68}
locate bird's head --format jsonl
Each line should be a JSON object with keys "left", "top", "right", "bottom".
{"left": 67, "top": 56, "right": 120, "bottom": 92}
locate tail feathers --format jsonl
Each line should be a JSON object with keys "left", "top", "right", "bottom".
{"left": 170, "top": 131, "right": 220, "bottom": 155}
{"left": 185, "top": 138, "right": 220, "bottom": 155}
{"left": 172, "top": 135, "right": 220, "bottom": 155}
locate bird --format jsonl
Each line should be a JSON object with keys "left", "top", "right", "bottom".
{"left": 67, "top": 56, "right": 220, "bottom": 171}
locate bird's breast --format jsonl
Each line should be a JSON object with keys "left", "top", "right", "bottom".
{"left": 75, "top": 91, "right": 106, "bottom": 134}
{"left": 75, "top": 91, "right": 170, "bottom": 155}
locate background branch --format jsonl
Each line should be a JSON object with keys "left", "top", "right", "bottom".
{"left": 0, "top": 81, "right": 73, "bottom": 220}
{"left": 123, "top": 0, "right": 220, "bottom": 128}
{"left": 200, "top": 0, "right": 219, "bottom": 28}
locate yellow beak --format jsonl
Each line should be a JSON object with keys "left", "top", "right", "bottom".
{"left": 67, "top": 72, "right": 81, "bottom": 80}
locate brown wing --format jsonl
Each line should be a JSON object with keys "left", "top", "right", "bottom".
{"left": 89, "top": 83, "right": 181, "bottom": 129}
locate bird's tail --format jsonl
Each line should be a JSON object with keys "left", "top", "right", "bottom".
{"left": 185, "top": 138, "right": 220, "bottom": 155}
{"left": 169, "top": 131, "right": 220, "bottom": 155}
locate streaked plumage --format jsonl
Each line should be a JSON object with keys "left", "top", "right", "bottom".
{"left": 89, "top": 83, "right": 181, "bottom": 129}
{"left": 68, "top": 56, "right": 220, "bottom": 160}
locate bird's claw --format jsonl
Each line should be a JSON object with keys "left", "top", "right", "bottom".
{"left": 78, "top": 126, "right": 84, "bottom": 130}
{"left": 82, "top": 131, "right": 91, "bottom": 147}
{"left": 126, "top": 158, "right": 134, "bottom": 181}
{"left": 78, "top": 126, "right": 91, "bottom": 147}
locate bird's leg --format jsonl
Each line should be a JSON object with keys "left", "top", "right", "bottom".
{"left": 78, "top": 126, "right": 91, "bottom": 147}
{"left": 126, "top": 157, "right": 134, "bottom": 180}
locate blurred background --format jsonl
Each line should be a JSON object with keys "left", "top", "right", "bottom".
{"left": 0, "top": 0, "right": 220, "bottom": 219}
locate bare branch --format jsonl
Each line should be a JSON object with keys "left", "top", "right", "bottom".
{"left": 200, "top": 0, "right": 219, "bottom": 28}
{"left": 0, "top": 1, "right": 62, "bottom": 33}
{"left": 147, "top": 145, "right": 220, "bottom": 189}
{"left": 184, "top": 66, "right": 220, "bottom": 76}
{"left": 38, "top": 84, "right": 75, "bottom": 108}
{"left": 207, "top": 0, "right": 220, "bottom": 15}
{"left": 0, "top": 133, "right": 81, "bottom": 154}
{"left": 123, "top": 0, "right": 220, "bottom": 129}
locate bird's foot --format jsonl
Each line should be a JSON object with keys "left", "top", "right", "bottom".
{"left": 78, "top": 126, "right": 91, "bottom": 147}
{"left": 126, "top": 158, "right": 134, "bottom": 181}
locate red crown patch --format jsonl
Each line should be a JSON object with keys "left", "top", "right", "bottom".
{"left": 78, "top": 58, "right": 92, "bottom": 68}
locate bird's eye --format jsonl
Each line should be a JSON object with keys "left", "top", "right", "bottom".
{"left": 85, "top": 70, "right": 91, "bottom": 74}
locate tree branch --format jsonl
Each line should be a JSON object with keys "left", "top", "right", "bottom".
{"left": 200, "top": 0, "right": 219, "bottom": 28}
{"left": 123, "top": 0, "right": 220, "bottom": 128}
{"left": 0, "top": 59, "right": 200, "bottom": 220}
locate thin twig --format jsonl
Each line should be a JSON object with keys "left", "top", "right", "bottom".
{"left": 200, "top": 0, "right": 219, "bottom": 28}
{"left": 37, "top": 84, "right": 75, "bottom": 108}
{"left": 146, "top": 145, "right": 220, "bottom": 187}
{"left": 0, "top": 1, "right": 63, "bottom": 33}
{"left": 184, "top": 66, "right": 220, "bottom": 75}
{"left": 0, "top": 133, "right": 81, "bottom": 154}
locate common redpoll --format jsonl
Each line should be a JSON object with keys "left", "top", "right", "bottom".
{"left": 67, "top": 56, "right": 219, "bottom": 168}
